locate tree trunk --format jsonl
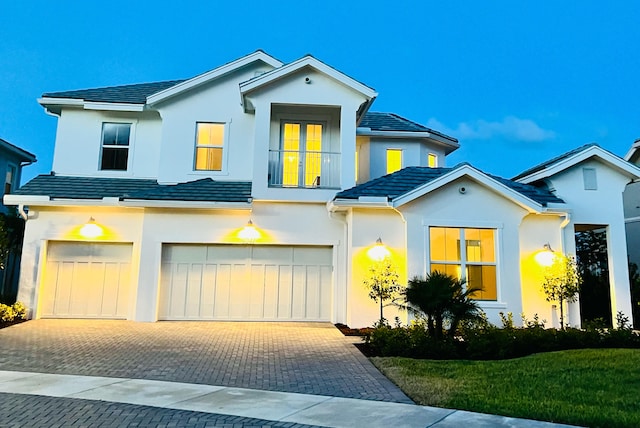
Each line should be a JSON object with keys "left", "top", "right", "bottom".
{"left": 379, "top": 298, "right": 384, "bottom": 324}
{"left": 559, "top": 297, "right": 565, "bottom": 330}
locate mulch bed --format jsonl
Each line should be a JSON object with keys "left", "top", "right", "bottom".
{"left": 0, "top": 319, "right": 26, "bottom": 330}
{"left": 334, "top": 323, "right": 373, "bottom": 337}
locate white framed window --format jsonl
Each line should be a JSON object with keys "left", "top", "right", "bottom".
{"left": 429, "top": 226, "right": 497, "bottom": 301}
{"left": 100, "top": 123, "right": 131, "bottom": 171}
{"left": 195, "top": 123, "right": 225, "bottom": 171}
{"left": 583, "top": 167, "right": 597, "bottom": 190}
{"left": 428, "top": 153, "right": 437, "bottom": 168}
{"left": 280, "top": 121, "right": 325, "bottom": 187}
{"left": 4, "top": 164, "right": 16, "bottom": 194}
{"left": 386, "top": 149, "right": 402, "bottom": 174}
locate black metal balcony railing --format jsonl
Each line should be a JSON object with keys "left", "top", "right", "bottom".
{"left": 268, "top": 150, "right": 340, "bottom": 189}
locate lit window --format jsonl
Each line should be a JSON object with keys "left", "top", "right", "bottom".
{"left": 386, "top": 149, "right": 402, "bottom": 174}
{"left": 428, "top": 153, "right": 437, "bottom": 168}
{"left": 4, "top": 165, "right": 16, "bottom": 195}
{"left": 195, "top": 123, "right": 225, "bottom": 171}
{"left": 100, "top": 123, "right": 131, "bottom": 171}
{"left": 281, "top": 121, "right": 323, "bottom": 187}
{"left": 429, "top": 227, "right": 497, "bottom": 301}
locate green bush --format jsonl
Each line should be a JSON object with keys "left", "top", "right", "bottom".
{"left": 365, "top": 311, "right": 640, "bottom": 360}
{"left": 0, "top": 301, "right": 27, "bottom": 322}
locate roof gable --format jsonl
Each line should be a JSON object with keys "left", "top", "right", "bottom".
{"left": 513, "top": 144, "right": 640, "bottom": 184}
{"left": 147, "top": 50, "right": 283, "bottom": 105}
{"left": 0, "top": 138, "right": 36, "bottom": 163}
{"left": 335, "top": 165, "right": 563, "bottom": 212}
{"left": 239, "top": 55, "right": 377, "bottom": 101}
{"left": 624, "top": 138, "right": 640, "bottom": 164}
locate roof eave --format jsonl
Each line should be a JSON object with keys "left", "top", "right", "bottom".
{"left": 239, "top": 56, "right": 377, "bottom": 100}
{"left": 147, "top": 51, "right": 283, "bottom": 106}
{"left": 356, "top": 128, "right": 459, "bottom": 151}
{"left": 516, "top": 146, "right": 640, "bottom": 184}
{"left": 38, "top": 97, "right": 146, "bottom": 115}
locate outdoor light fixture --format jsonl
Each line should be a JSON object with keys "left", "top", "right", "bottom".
{"left": 534, "top": 243, "right": 556, "bottom": 267}
{"left": 238, "top": 220, "right": 261, "bottom": 243}
{"left": 367, "top": 237, "right": 391, "bottom": 261}
{"left": 79, "top": 217, "right": 103, "bottom": 239}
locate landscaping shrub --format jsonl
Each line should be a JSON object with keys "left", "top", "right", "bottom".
{"left": 0, "top": 301, "right": 27, "bottom": 322}
{"left": 364, "top": 311, "right": 640, "bottom": 360}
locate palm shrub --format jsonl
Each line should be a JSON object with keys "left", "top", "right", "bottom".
{"left": 403, "top": 271, "right": 482, "bottom": 339}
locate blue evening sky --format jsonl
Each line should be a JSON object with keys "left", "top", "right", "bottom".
{"left": 1, "top": 1, "right": 638, "bottom": 182}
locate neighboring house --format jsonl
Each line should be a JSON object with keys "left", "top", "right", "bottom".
{"left": 624, "top": 139, "right": 640, "bottom": 269}
{"left": 0, "top": 138, "right": 36, "bottom": 213}
{"left": 0, "top": 138, "right": 36, "bottom": 301}
{"left": 4, "top": 50, "right": 639, "bottom": 328}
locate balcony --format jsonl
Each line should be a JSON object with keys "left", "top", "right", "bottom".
{"left": 268, "top": 150, "right": 340, "bottom": 189}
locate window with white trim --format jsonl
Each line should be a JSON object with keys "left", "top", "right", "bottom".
{"left": 429, "top": 227, "right": 497, "bottom": 300}
{"left": 100, "top": 123, "right": 131, "bottom": 171}
{"left": 4, "top": 164, "right": 16, "bottom": 194}
{"left": 386, "top": 149, "right": 402, "bottom": 174}
{"left": 195, "top": 123, "right": 225, "bottom": 171}
{"left": 428, "top": 153, "right": 437, "bottom": 168}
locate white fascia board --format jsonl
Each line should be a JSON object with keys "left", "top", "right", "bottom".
{"left": 119, "top": 199, "right": 252, "bottom": 210}
{"left": 356, "top": 128, "right": 459, "bottom": 147}
{"left": 330, "top": 198, "right": 391, "bottom": 209}
{"left": 83, "top": 102, "right": 145, "bottom": 112}
{"left": 147, "top": 51, "right": 283, "bottom": 105}
{"left": 518, "top": 146, "right": 640, "bottom": 184}
{"left": 624, "top": 140, "right": 640, "bottom": 161}
{"left": 3, "top": 195, "right": 50, "bottom": 205}
{"left": 37, "top": 97, "right": 84, "bottom": 107}
{"left": 239, "top": 56, "right": 378, "bottom": 99}
{"left": 392, "top": 165, "right": 543, "bottom": 213}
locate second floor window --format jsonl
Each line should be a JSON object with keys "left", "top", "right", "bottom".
{"left": 100, "top": 123, "right": 131, "bottom": 171}
{"left": 386, "top": 149, "right": 402, "bottom": 174}
{"left": 281, "top": 121, "right": 323, "bottom": 187}
{"left": 4, "top": 165, "right": 16, "bottom": 194}
{"left": 195, "top": 123, "right": 224, "bottom": 171}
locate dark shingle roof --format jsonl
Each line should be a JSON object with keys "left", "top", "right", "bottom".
{"left": 14, "top": 175, "right": 252, "bottom": 203}
{"left": 359, "top": 112, "right": 458, "bottom": 142}
{"left": 42, "top": 80, "right": 187, "bottom": 104}
{"left": 512, "top": 143, "right": 598, "bottom": 181}
{"left": 335, "top": 166, "right": 564, "bottom": 206}
{"left": 0, "top": 138, "right": 37, "bottom": 162}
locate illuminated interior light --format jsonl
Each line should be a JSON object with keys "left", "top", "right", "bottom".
{"left": 79, "top": 217, "right": 103, "bottom": 239}
{"left": 367, "top": 237, "right": 391, "bottom": 261}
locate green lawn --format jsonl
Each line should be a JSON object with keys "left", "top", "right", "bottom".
{"left": 372, "top": 349, "right": 640, "bottom": 428}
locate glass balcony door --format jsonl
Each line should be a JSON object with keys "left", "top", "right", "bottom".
{"left": 281, "top": 122, "right": 324, "bottom": 187}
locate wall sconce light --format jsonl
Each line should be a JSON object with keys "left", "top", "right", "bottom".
{"left": 238, "top": 220, "right": 261, "bottom": 243}
{"left": 367, "top": 237, "right": 391, "bottom": 261}
{"left": 534, "top": 243, "right": 556, "bottom": 267}
{"left": 79, "top": 217, "right": 103, "bottom": 239}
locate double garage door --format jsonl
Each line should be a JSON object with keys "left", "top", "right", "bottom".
{"left": 40, "top": 242, "right": 333, "bottom": 321}
{"left": 158, "top": 244, "right": 333, "bottom": 321}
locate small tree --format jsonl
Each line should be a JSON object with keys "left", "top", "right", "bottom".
{"left": 363, "top": 258, "right": 401, "bottom": 326}
{"left": 403, "top": 271, "right": 481, "bottom": 339}
{"left": 541, "top": 255, "right": 582, "bottom": 330}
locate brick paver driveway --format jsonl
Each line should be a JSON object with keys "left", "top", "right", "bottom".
{"left": 0, "top": 320, "right": 411, "bottom": 403}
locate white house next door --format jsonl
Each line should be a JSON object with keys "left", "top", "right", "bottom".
{"left": 40, "top": 242, "right": 132, "bottom": 319}
{"left": 158, "top": 244, "right": 333, "bottom": 321}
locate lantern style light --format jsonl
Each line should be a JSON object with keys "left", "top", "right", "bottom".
{"left": 367, "top": 237, "right": 391, "bottom": 261}
{"left": 79, "top": 217, "right": 103, "bottom": 239}
{"left": 534, "top": 243, "right": 556, "bottom": 267}
{"left": 238, "top": 220, "right": 261, "bottom": 243}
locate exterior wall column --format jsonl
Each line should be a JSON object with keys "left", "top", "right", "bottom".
{"left": 607, "top": 221, "right": 633, "bottom": 327}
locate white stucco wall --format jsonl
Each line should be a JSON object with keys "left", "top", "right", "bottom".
{"left": 362, "top": 138, "right": 446, "bottom": 182}
{"left": 18, "top": 202, "right": 348, "bottom": 323}
{"left": 399, "top": 176, "right": 531, "bottom": 325}
{"left": 545, "top": 158, "right": 635, "bottom": 326}
{"left": 52, "top": 110, "right": 162, "bottom": 178}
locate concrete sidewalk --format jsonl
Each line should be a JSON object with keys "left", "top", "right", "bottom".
{"left": 0, "top": 370, "right": 579, "bottom": 428}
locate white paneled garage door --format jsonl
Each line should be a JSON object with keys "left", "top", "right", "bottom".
{"left": 159, "top": 245, "right": 333, "bottom": 321}
{"left": 40, "top": 242, "right": 132, "bottom": 319}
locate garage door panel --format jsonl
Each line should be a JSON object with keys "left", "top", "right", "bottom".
{"left": 42, "top": 242, "right": 132, "bottom": 319}
{"left": 159, "top": 245, "right": 332, "bottom": 321}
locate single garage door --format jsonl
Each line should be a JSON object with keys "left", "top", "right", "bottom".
{"left": 159, "top": 244, "right": 332, "bottom": 321}
{"left": 40, "top": 242, "right": 132, "bottom": 319}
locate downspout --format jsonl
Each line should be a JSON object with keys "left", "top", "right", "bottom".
{"left": 559, "top": 212, "right": 571, "bottom": 254}
{"left": 18, "top": 204, "right": 28, "bottom": 221}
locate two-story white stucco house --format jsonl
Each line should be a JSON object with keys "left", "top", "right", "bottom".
{"left": 5, "top": 50, "right": 640, "bottom": 328}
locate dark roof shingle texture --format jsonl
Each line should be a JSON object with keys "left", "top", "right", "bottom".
{"left": 14, "top": 175, "right": 252, "bottom": 203}
{"left": 42, "top": 80, "right": 186, "bottom": 104}
{"left": 359, "top": 112, "right": 457, "bottom": 142}
{"left": 336, "top": 166, "right": 564, "bottom": 206}
{"left": 511, "top": 143, "right": 598, "bottom": 181}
